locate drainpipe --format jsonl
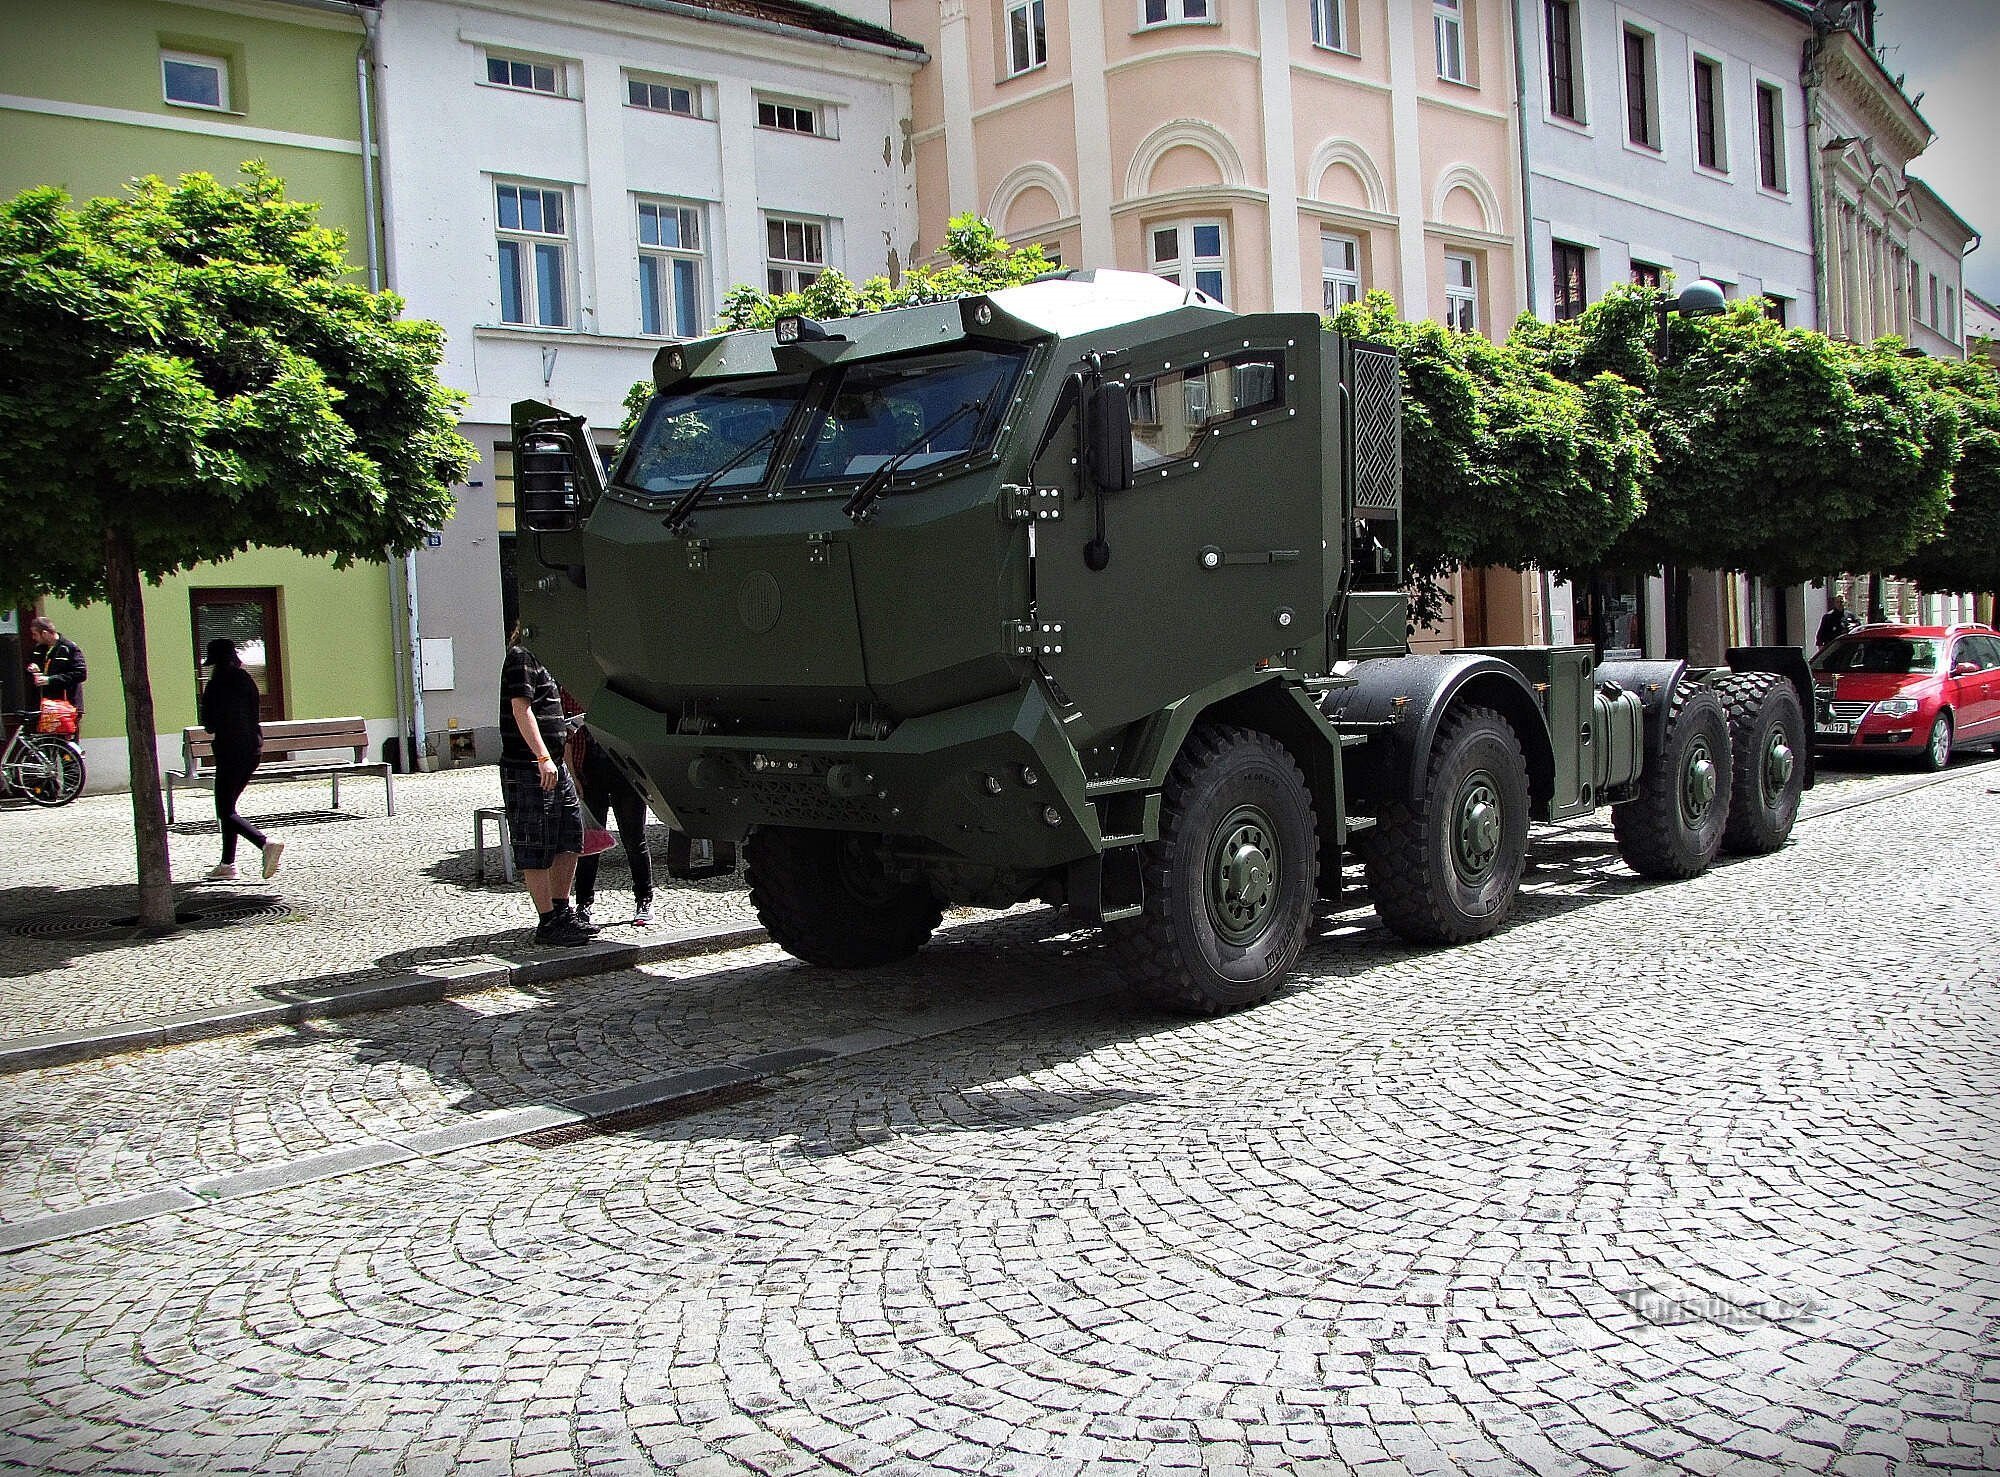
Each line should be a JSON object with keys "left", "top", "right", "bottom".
{"left": 356, "top": 5, "right": 426, "bottom": 771}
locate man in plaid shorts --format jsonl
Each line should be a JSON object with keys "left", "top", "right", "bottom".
{"left": 499, "top": 634, "right": 594, "bottom": 946}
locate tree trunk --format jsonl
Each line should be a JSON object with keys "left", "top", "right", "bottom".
{"left": 104, "top": 527, "right": 175, "bottom": 930}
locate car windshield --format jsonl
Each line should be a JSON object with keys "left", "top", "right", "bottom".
{"left": 1813, "top": 636, "right": 1942, "bottom": 675}
{"left": 789, "top": 348, "right": 1024, "bottom": 487}
{"left": 615, "top": 375, "right": 809, "bottom": 495}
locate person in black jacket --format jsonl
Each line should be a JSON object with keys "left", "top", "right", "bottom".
{"left": 199, "top": 638, "right": 284, "bottom": 882}
{"left": 26, "top": 615, "right": 86, "bottom": 726}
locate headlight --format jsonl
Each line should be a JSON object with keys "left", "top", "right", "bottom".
{"left": 1873, "top": 697, "right": 1920, "bottom": 719}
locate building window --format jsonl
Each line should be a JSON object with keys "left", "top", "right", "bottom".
{"left": 637, "top": 201, "right": 704, "bottom": 338}
{"left": 1142, "top": 0, "right": 1212, "bottom": 25}
{"left": 1929, "top": 273, "right": 1939, "bottom": 327}
{"left": 1007, "top": 0, "right": 1048, "bottom": 74}
{"left": 1755, "top": 83, "right": 1786, "bottom": 190}
{"left": 1444, "top": 251, "right": 1478, "bottom": 332}
{"left": 485, "top": 52, "right": 563, "bottom": 96}
{"left": 1151, "top": 221, "right": 1228, "bottom": 303}
{"left": 1763, "top": 296, "right": 1788, "bottom": 326}
{"left": 757, "top": 98, "right": 829, "bottom": 136}
{"left": 1630, "top": 261, "right": 1663, "bottom": 289}
{"left": 495, "top": 182, "right": 570, "bottom": 328}
{"left": 627, "top": 75, "right": 698, "bottom": 116}
{"left": 1545, "top": 0, "right": 1579, "bottom": 121}
{"left": 766, "top": 216, "right": 826, "bottom": 294}
{"left": 1692, "top": 56, "right": 1724, "bottom": 170}
{"left": 1623, "top": 27, "right": 1658, "bottom": 149}
{"left": 1910, "top": 260, "right": 1922, "bottom": 320}
{"left": 1552, "top": 242, "right": 1588, "bottom": 321}
{"left": 161, "top": 50, "right": 229, "bottom": 110}
{"left": 1311, "top": 0, "right": 1349, "bottom": 51}
{"left": 1321, "top": 232, "right": 1362, "bottom": 312}
{"left": 1435, "top": 0, "right": 1466, "bottom": 83}
{"left": 1946, "top": 287, "right": 1957, "bottom": 341}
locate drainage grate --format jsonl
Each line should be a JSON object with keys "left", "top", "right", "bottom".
{"left": 8, "top": 901, "right": 293, "bottom": 939}
{"left": 516, "top": 1081, "right": 775, "bottom": 1149}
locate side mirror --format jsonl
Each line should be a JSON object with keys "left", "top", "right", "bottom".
{"left": 1086, "top": 382, "right": 1134, "bottom": 493}
{"left": 1953, "top": 659, "right": 1981, "bottom": 677}
{"left": 518, "top": 432, "right": 584, "bottom": 532}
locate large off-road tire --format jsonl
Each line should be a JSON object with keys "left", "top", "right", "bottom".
{"left": 1107, "top": 724, "right": 1317, "bottom": 1015}
{"left": 744, "top": 826, "right": 942, "bottom": 968}
{"left": 1613, "top": 685, "right": 1732, "bottom": 879}
{"left": 1360, "top": 705, "right": 1530, "bottom": 945}
{"left": 1713, "top": 671, "right": 1805, "bottom": 855}
{"left": 1921, "top": 712, "right": 1953, "bottom": 772}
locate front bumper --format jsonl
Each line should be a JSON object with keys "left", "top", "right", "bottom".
{"left": 1813, "top": 701, "right": 1931, "bottom": 751}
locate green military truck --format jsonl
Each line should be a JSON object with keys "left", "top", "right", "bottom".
{"left": 512, "top": 270, "right": 1810, "bottom": 1013}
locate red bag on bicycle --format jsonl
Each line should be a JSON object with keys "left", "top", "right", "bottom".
{"left": 36, "top": 698, "right": 78, "bottom": 737}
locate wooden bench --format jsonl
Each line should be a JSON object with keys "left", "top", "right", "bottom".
{"left": 167, "top": 716, "right": 396, "bottom": 823}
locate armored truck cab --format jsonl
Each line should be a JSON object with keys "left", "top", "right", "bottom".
{"left": 515, "top": 270, "right": 1810, "bottom": 1013}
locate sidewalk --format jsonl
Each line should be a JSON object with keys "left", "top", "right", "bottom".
{"left": 0, "top": 768, "right": 758, "bottom": 1046}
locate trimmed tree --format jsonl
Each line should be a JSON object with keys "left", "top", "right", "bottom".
{"left": 1893, "top": 353, "right": 2000, "bottom": 596}
{"left": 0, "top": 166, "right": 473, "bottom": 928}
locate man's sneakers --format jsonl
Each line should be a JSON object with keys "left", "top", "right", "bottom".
{"left": 262, "top": 840, "right": 286, "bottom": 880}
{"left": 205, "top": 863, "right": 238, "bottom": 882}
{"left": 633, "top": 896, "right": 654, "bottom": 927}
{"left": 535, "top": 899, "right": 600, "bottom": 948}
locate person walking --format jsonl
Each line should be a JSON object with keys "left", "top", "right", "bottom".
{"left": 500, "top": 633, "right": 593, "bottom": 947}
{"left": 25, "top": 615, "right": 86, "bottom": 727}
{"left": 198, "top": 638, "right": 283, "bottom": 882}
{"left": 569, "top": 714, "right": 655, "bottom": 928}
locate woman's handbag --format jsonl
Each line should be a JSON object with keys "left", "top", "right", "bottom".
{"left": 36, "top": 698, "right": 79, "bottom": 737}
{"left": 578, "top": 799, "right": 616, "bottom": 857}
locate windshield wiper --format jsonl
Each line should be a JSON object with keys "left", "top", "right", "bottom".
{"left": 842, "top": 399, "right": 989, "bottom": 523}
{"left": 661, "top": 425, "right": 781, "bottom": 533}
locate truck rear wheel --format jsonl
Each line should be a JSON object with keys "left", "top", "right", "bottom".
{"left": 745, "top": 826, "right": 943, "bottom": 968}
{"left": 1612, "top": 685, "right": 1732, "bottom": 879}
{"left": 1712, "top": 671, "right": 1805, "bottom": 855}
{"left": 1108, "top": 724, "right": 1316, "bottom": 1015}
{"left": 1361, "top": 705, "right": 1530, "bottom": 945}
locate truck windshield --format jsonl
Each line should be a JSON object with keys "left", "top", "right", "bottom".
{"left": 789, "top": 348, "right": 1024, "bottom": 488}
{"left": 616, "top": 374, "right": 808, "bottom": 496}
{"left": 1813, "top": 636, "right": 1941, "bottom": 675}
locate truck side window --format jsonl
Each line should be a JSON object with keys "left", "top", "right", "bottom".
{"left": 1124, "top": 352, "right": 1283, "bottom": 472}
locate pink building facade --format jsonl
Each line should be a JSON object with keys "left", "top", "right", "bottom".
{"left": 894, "top": 0, "right": 1539, "bottom": 644}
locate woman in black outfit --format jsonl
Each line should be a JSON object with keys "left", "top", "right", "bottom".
{"left": 568, "top": 713, "right": 654, "bottom": 927}
{"left": 200, "top": 638, "right": 283, "bottom": 882}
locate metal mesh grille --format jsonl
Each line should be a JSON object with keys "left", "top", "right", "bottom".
{"left": 1351, "top": 347, "right": 1401, "bottom": 513}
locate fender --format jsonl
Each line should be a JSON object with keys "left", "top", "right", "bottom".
{"left": 1322, "top": 653, "right": 1558, "bottom": 813}
{"left": 1594, "top": 659, "right": 1687, "bottom": 762}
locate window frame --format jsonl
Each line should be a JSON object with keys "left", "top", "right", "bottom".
{"left": 1551, "top": 241, "right": 1588, "bottom": 321}
{"left": 493, "top": 180, "right": 573, "bottom": 330}
{"left": 483, "top": 50, "right": 567, "bottom": 98}
{"left": 1622, "top": 25, "right": 1659, "bottom": 151}
{"left": 1121, "top": 349, "right": 1289, "bottom": 476}
{"left": 755, "top": 95, "right": 834, "bottom": 138}
{"left": 635, "top": 198, "right": 707, "bottom": 339}
{"left": 765, "top": 214, "right": 829, "bottom": 296}
{"left": 1149, "top": 219, "right": 1230, "bottom": 305}
{"left": 1630, "top": 261, "right": 1664, "bottom": 289}
{"left": 1434, "top": 0, "right": 1467, "bottom": 84}
{"left": 1444, "top": 251, "right": 1479, "bottom": 333}
{"left": 1754, "top": 79, "right": 1788, "bottom": 192}
{"left": 1310, "top": 0, "right": 1351, "bottom": 53}
{"left": 1544, "top": 0, "right": 1582, "bottom": 123}
{"left": 1763, "top": 295, "right": 1789, "bottom": 326}
{"left": 1140, "top": 0, "right": 1215, "bottom": 29}
{"left": 1691, "top": 53, "right": 1726, "bottom": 173}
{"left": 1006, "top": 0, "right": 1049, "bottom": 76}
{"left": 161, "top": 49, "right": 230, "bottom": 112}
{"left": 1321, "top": 231, "right": 1363, "bottom": 313}
{"left": 625, "top": 71, "right": 703, "bottom": 118}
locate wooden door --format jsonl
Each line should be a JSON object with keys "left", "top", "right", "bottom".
{"left": 191, "top": 587, "right": 286, "bottom": 722}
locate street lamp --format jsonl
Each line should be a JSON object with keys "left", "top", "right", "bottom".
{"left": 1654, "top": 278, "right": 1728, "bottom": 362}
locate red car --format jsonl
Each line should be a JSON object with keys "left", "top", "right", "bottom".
{"left": 1812, "top": 623, "right": 2000, "bottom": 768}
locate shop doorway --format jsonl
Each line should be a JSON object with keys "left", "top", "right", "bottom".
{"left": 190, "top": 587, "right": 286, "bottom": 722}
{"left": 1574, "top": 573, "right": 1646, "bottom": 660}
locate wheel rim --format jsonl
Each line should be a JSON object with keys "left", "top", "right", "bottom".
{"left": 1451, "top": 771, "right": 1504, "bottom": 885}
{"left": 1207, "top": 804, "right": 1279, "bottom": 945}
{"left": 1932, "top": 720, "right": 1950, "bottom": 766}
{"left": 1681, "top": 737, "right": 1718, "bottom": 826}
{"left": 1761, "top": 730, "right": 1795, "bottom": 805}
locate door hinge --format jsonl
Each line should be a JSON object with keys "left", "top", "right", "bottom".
{"left": 1004, "top": 619, "right": 1066, "bottom": 657}
{"left": 806, "top": 531, "right": 830, "bottom": 566}
{"left": 685, "top": 538, "right": 709, "bottom": 571}
{"left": 1000, "top": 484, "right": 1063, "bottom": 523}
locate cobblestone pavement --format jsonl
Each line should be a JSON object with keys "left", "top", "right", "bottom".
{"left": 0, "top": 768, "right": 754, "bottom": 1043}
{"left": 2, "top": 762, "right": 1997, "bottom": 1473}
{"left": 0, "top": 757, "right": 1965, "bottom": 1047}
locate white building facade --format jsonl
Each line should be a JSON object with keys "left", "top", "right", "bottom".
{"left": 371, "top": 0, "right": 923, "bottom": 758}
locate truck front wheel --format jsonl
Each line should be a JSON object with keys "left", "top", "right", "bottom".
{"left": 1108, "top": 725, "right": 1317, "bottom": 1015}
{"left": 745, "top": 826, "right": 943, "bottom": 968}
{"left": 1361, "top": 705, "right": 1530, "bottom": 945}
{"left": 1712, "top": 671, "right": 1805, "bottom": 854}
{"left": 1612, "top": 686, "right": 1732, "bottom": 878}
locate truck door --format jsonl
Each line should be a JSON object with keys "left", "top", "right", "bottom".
{"left": 1031, "top": 323, "right": 1325, "bottom": 739}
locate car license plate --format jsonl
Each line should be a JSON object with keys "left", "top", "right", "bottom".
{"left": 1817, "top": 720, "right": 1854, "bottom": 736}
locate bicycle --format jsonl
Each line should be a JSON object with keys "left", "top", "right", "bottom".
{"left": 1, "top": 713, "right": 86, "bottom": 807}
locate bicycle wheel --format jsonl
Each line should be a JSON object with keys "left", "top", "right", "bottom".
{"left": 21, "top": 736, "right": 85, "bottom": 806}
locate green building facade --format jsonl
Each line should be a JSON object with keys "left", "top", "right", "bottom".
{"left": 0, "top": 0, "right": 402, "bottom": 788}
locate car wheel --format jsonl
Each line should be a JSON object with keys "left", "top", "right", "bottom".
{"left": 1921, "top": 712, "right": 1953, "bottom": 771}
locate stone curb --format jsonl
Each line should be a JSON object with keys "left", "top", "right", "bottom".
{"left": 0, "top": 922, "right": 769, "bottom": 1077}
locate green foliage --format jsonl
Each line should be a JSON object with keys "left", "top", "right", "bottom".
{"left": 0, "top": 165, "right": 474, "bottom": 604}
{"left": 1893, "top": 354, "right": 2000, "bottom": 594}
{"left": 1327, "top": 292, "right": 1653, "bottom": 622}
